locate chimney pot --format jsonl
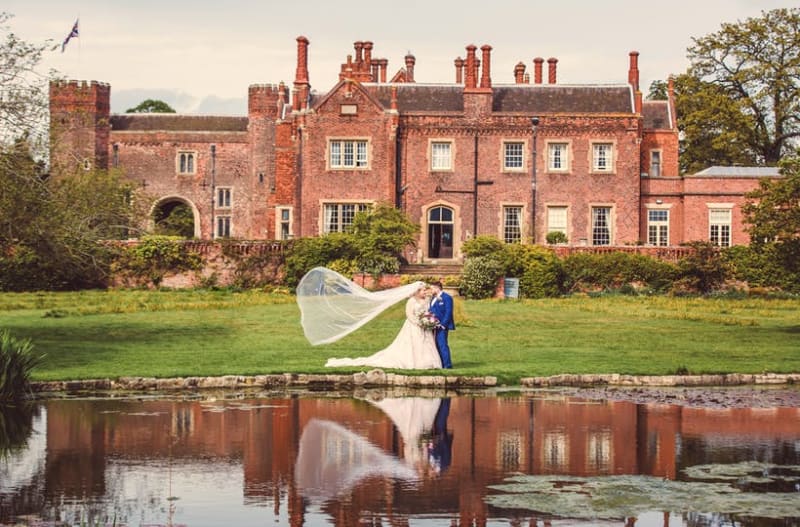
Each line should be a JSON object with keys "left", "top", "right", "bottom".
{"left": 547, "top": 57, "right": 558, "bottom": 84}
{"left": 514, "top": 61, "right": 526, "bottom": 84}
{"left": 480, "top": 45, "right": 492, "bottom": 89}
{"left": 405, "top": 53, "right": 416, "bottom": 82}
{"left": 465, "top": 45, "right": 477, "bottom": 89}
{"left": 534, "top": 57, "right": 544, "bottom": 84}
{"left": 455, "top": 57, "right": 464, "bottom": 84}
{"left": 628, "top": 50, "right": 640, "bottom": 91}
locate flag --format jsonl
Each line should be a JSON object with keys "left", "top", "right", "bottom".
{"left": 61, "top": 19, "right": 79, "bottom": 53}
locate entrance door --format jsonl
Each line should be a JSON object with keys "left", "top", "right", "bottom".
{"left": 427, "top": 206, "right": 454, "bottom": 259}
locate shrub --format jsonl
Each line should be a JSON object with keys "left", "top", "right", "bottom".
{"left": 723, "top": 243, "right": 800, "bottom": 294}
{"left": 111, "top": 236, "right": 202, "bottom": 288}
{"left": 546, "top": 231, "right": 568, "bottom": 245}
{"left": 562, "top": 251, "right": 678, "bottom": 293}
{"left": 461, "top": 235, "right": 506, "bottom": 258}
{"left": 460, "top": 255, "right": 503, "bottom": 299}
{"left": 0, "top": 330, "right": 44, "bottom": 402}
{"left": 285, "top": 204, "right": 418, "bottom": 289}
{"left": 676, "top": 241, "right": 728, "bottom": 294}
{"left": 502, "top": 244, "right": 563, "bottom": 298}
{"left": 284, "top": 233, "right": 358, "bottom": 288}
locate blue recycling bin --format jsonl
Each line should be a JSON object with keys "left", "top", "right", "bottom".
{"left": 503, "top": 277, "right": 519, "bottom": 299}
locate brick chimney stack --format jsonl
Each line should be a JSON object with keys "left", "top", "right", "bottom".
{"left": 465, "top": 45, "right": 477, "bottom": 89}
{"left": 534, "top": 57, "right": 544, "bottom": 84}
{"left": 363, "top": 41, "right": 373, "bottom": 74}
{"left": 354, "top": 41, "right": 364, "bottom": 67}
{"left": 379, "top": 59, "right": 388, "bottom": 83}
{"left": 547, "top": 57, "right": 558, "bottom": 84}
{"left": 294, "top": 36, "right": 310, "bottom": 110}
{"left": 628, "top": 51, "right": 640, "bottom": 91}
{"left": 454, "top": 57, "right": 464, "bottom": 84}
{"left": 514, "top": 62, "right": 526, "bottom": 84}
{"left": 480, "top": 45, "right": 492, "bottom": 89}
{"left": 404, "top": 53, "right": 416, "bottom": 82}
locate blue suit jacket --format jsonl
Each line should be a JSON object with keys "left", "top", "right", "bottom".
{"left": 430, "top": 291, "right": 455, "bottom": 331}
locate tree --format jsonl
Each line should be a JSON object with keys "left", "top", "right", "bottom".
{"left": 0, "top": 13, "right": 146, "bottom": 291}
{"left": 126, "top": 99, "right": 176, "bottom": 113}
{"left": 743, "top": 156, "right": 800, "bottom": 245}
{"left": 674, "top": 73, "right": 759, "bottom": 174}
{"left": 681, "top": 8, "right": 800, "bottom": 169}
{"left": 646, "top": 80, "right": 668, "bottom": 101}
{"left": 0, "top": 12, "right": 51, "bottom": 165}
{"left": 1, "top": 143, "right": 145, "bottom": 290}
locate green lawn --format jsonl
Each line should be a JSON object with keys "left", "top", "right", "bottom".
{"left": 1, "top": 290, "right": 798, "bottom": 385}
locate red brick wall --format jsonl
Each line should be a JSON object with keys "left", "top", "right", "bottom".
{"left": 297, "top": 82, "right": 396, "bottom": 237}
{"left": 643, "top": 176, "right": 764, "bottom": 245}
{"left": 49, "top": 80, "right": 110, "bottom": 174}
{"left": 109, "top": 131, "right": 250, "bottom": 238}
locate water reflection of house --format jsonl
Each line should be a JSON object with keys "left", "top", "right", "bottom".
{"left": 29, "top": 396, "right": 800, "bottom": 526}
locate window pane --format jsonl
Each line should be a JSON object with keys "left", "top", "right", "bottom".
{"left": 593, "top": 144, "right": 611, "bottom": 171}
{"left": 343, "top": 142, "right": 354, "bottom": 167}
{"left": 187, "top": 154, "right": 194, "bottom": 173}
{"left": 504, "top": 143, "right": 523, "bottom": 169}
{"left": 356, "top": 141, "right": 367, "bottom": 167}
{"left": 592, "top": 207, "right": 611, "bottom": 245}
{"left": 432, "top": 142, "right": 451, "bottom": 170}
{"left": 281, "top": 209, "right": 290, "bottom": 221}
{"left": 547, "top": 206, "right": 567, "bottom": 234}
{"left": 549, "top": 143, "right": 566, "bottom": 170}
{"left": 429, "top": 207, "right": 441, "bottom": 222}
{"left": 504, "top": 206, "right": 522, "bottom": 243}
{"left": 441, "top": 208, "right": 453, "bottom": 222}
{"left": 330, "top": 141, "right": 341, "bottom": 167}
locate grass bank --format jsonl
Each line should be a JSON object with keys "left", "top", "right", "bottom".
{"left": 1, "top": 290, "right": 798, "bottom": 386}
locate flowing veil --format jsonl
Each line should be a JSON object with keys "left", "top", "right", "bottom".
{"left": 297, "top": 267, "right": 424, "bottom": 345}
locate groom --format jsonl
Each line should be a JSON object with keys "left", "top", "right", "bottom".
{"left": 429, "top": 281, "right": 455, "bottom": 369}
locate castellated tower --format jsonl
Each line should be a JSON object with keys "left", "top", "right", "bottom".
{"left": 247, "top": 83, "right": 286, "bottom": 238}
{"left": 49, "top": 80, "right": 111, "bottom": 175}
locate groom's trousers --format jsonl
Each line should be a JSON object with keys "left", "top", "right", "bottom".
{"left": 435, "top": 329, "right": 452, "bottom": 368}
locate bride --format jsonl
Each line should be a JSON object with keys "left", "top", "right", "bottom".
{"left": 325, "top": 284, "right": 442, "bottom": 369}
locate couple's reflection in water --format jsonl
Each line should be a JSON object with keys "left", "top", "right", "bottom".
{"left": 296, "top": 396, "right": 452, "bottom": 502}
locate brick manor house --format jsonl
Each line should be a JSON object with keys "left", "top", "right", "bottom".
{"left": 49, "top": 37, "right": 778, "bottom": 262}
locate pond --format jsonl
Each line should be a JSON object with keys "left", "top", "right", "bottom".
{"left": 1, "top": 389, "right": 799, "bottom": 526}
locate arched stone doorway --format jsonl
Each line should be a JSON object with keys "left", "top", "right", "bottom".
{"left": 150, "top": 197, "right": 200, "bottom": 238}
{"left": 427, "top": 205, "right": 455, "bottom": 259}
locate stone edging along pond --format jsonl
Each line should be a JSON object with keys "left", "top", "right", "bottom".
{"left": 30, "top": 371, "right": 799, "bottom": 393}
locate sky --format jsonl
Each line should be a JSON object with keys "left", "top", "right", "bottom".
{"left": 5, "top": 0, "right": 797, "bottom": 115}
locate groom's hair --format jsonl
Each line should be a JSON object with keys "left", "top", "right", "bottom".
{"left": 431, "top": 280, "right": 443, "bottom": 289}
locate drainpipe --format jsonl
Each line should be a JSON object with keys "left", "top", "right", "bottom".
{"left": 210, "top": 144, "right": 216, "bottom": 238}
{"left": 395, "top": 127, "right": 404, "bottom": 208}
{"left": 530, "top": 117, "right": 539, "bottom": 243}
{"left": 473, "top": 134, "right": 479, "bottom": 236}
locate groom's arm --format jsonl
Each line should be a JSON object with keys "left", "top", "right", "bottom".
{"left": 442, "top": 294, "right": 454, "bottom": 326}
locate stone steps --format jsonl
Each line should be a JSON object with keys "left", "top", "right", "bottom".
{"left": 400, "top": 263, "right": 463, "bottom": 277}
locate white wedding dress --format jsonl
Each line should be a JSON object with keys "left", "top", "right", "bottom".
{"left": 325, "top": 297, "right": 442, "bottom": 369}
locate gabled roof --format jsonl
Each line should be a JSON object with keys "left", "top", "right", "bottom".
{"left": 110, "top": 114, "right": 248, "bottom": 132}
{"left": 642, "top": 100, "right": 673, "bottom": 130}
{"left": 311, "top": 79, "right": 386, "bottom": 113}
{"left": 691, "top": 166, "right": 782, "bottom": 178}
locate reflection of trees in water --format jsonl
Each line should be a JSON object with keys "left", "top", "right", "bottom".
{"left": 0, "top": 404, "right": 45, "bottom": 524}
{"left": 0, "top": 403, "right": 36, "bottom": 456}
{"left": 685, "top": 511, "right": 793, "bottom": 527}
